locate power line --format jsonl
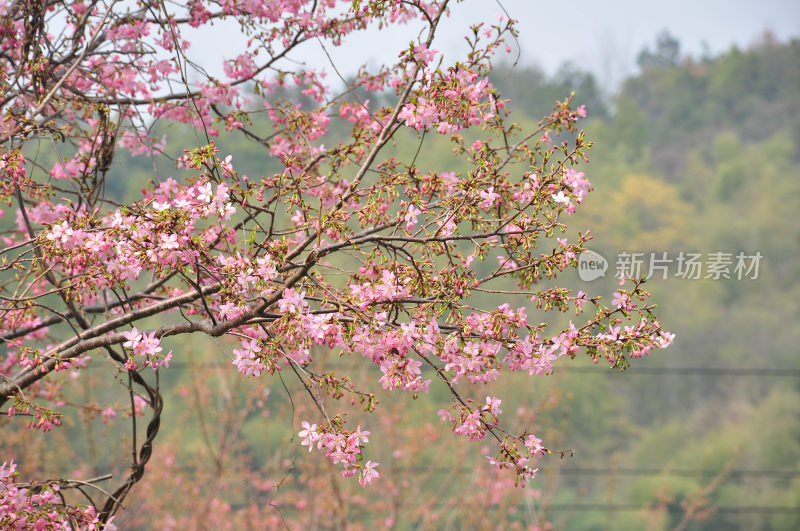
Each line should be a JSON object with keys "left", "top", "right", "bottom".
{"left": 169, "top": 463, "right": 800, "bottom": 480}
{"left": 146, "top": 466, "right": 800, "bottom": 517}
{"left": 86, "top": 361, "right": 800, "bottom": 377}
{"left": 562, "top": 366, "right": 800, "bottom": 377}
{"left": 159, "top": 500, "right": 800, "bottom": 517}
{"left": 557, "top": 468, "right": 800, "bottom": 479}
{"left": 544, "top": 504, "right": 800, "bottom": 514}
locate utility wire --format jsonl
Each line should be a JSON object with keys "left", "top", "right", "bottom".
{"left": 557, "top": 467, "right": 800, "bottom": 479}
{"left": 169, "top": 463, "right": 800, "bottom": 479}
{"left": 544, "top": 503, "right": 800, "bottom": 514}
{"left": 88, "top": 361, "right": 800, "bottom": 377}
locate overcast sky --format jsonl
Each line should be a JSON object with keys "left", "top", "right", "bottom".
{"left": 189, "top": 0, "right": 800, "bottom": 91}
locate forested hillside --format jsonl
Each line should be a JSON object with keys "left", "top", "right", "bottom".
{"left": 509, "top": 33, "right": 800, "bottom": 530}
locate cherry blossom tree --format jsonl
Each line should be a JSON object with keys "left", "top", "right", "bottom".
{"left": 0, "top": 0, "right": 673, "bottom": 526}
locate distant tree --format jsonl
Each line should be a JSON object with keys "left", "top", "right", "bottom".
{"left": 552, "top": 62, "right": 609, "bottom": 119}
{"left": 490, "top": 62, "right": 608, "bottom": 119}
{"left": 0, "top": 0, "right": 672, "bottom": 527}
{"left": 637, "top": 30, "right": 682, "bottom": 69}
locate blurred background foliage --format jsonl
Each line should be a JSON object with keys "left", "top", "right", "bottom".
{"left": 4, "top": 32, "right": 799, "bottom": 530}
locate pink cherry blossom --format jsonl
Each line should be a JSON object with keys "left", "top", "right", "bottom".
{"left": 0, "top": 0, "right": 674, "bottom": 515}
{"left": 359, "top": 461, "right": 380, "bottom": 487}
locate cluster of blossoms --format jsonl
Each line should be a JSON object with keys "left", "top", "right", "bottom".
{"left": 7, "top": 394, "right": 64, "bottom": 433}
{"left": 122, "top": 327, "right": 171, "bottom": 370}
{"left": 32, "top": 157, "right": 238, "bottom": 298}
{"left": 397, "top": 67, "right": 498, "bottom": 133}
{"left": 348, "top": 269, "right": 410, "bottom": 307}
{"left": 232, "top": 337, "right": 268, "bottom": 377}
{"left": 0, "top": 461, "right": 116, "bottom": 530}
{"left": 484, "top": 434, "right": 548, "bottom": 487}
{"left": 0, "top": 149, "right": 29, "bottom": 199}
{"left": 298, "top": 420, "right": 379, "bottom": 487}
{"left": 438, "top": 396, "right": 503, "bottom": 442}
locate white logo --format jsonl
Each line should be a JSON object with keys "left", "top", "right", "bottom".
{"left": 578, "top": 249, "right": 608, "bottom": 281}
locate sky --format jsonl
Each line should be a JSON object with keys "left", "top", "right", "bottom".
{"left": 188, "top": 0, "right": 800, "bottom": 91}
